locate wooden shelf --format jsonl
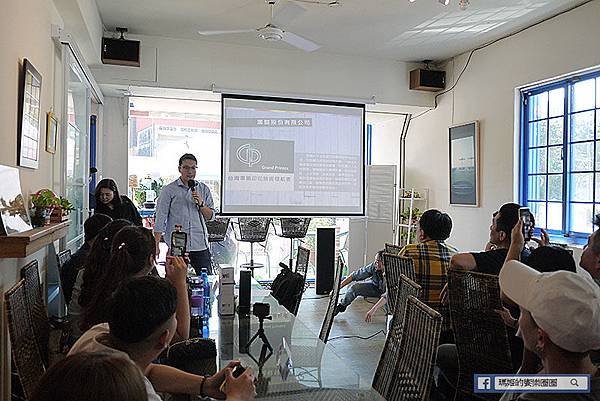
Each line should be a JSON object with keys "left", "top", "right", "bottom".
{"left": 0, "top": 221, "right": 70, "bottom": 258}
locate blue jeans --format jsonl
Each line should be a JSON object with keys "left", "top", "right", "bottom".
{"left": 340, "top": 281, "right": 383, "bottom": 307}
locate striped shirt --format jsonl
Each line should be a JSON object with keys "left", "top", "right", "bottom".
{"left": 399, "top": 239, "right": 458, "bottom": 308}
{"left": 154, "top": 178, "right": 215, "bottom": 252}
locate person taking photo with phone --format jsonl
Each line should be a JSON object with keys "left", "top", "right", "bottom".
{"left": 154, "top": 153, "right": 216, "bottom": 275}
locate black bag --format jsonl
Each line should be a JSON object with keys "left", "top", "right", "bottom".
{"left": 164, "top": 337, "right": 217, "bottom": 376}
{"left": 271, "top": 267, "right": 305, "bottom": 314}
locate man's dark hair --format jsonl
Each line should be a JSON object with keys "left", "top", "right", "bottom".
{"left": 419, "top": 209, "right": 452, "bottom": 240}
{"left": 375, "top": 250, "right": 384, "bottom": 260}
{"left": 108, "top": 276, "right": 177, "bottom": 344}
{"left": 526, "top": 246, "right": 576, "bottom": 273}
{"left": 178, "top": 153, "right": 197, "bottom": 166}
{"left": 494, "top": 203, "right": 521, "bottom": 242}
{"left": 83, "top": 214, "right": 112, "bottom": 242}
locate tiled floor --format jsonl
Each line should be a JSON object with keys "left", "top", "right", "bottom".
{"left": 296, "top": 286, "right": 387, "bottom": 387}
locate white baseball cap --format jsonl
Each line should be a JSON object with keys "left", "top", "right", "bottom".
{"left": 499, "top": 260, "right": 600, "bottom": 353}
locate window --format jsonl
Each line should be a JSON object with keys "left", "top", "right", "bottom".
{"left": 521, "top": 71, "right": 600, "bottom": 238}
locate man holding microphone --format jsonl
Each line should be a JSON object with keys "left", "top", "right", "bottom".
{"left": 154, "top": 153, "right": 216, "bottom": 274}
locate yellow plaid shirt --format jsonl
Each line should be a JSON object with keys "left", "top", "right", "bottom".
{"left": 399, "top": 239, "right": 458, "bottom": 308}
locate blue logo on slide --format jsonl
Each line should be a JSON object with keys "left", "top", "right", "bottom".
{"left": 236, "top": 144, "right": 262, "bottom": 167}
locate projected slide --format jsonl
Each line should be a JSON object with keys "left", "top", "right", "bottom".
{"left": 221, "top": 95, "right": 365, "bottom": 216}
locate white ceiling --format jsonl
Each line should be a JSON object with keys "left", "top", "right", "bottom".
{"left": 95, "top": 0, "right": 589, "bottom": 61}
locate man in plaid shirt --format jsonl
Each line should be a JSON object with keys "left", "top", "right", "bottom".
{"left": 398, "top": 209, "right": 457, "bottom": 309}
{"left": 363, "top": 209, "right": 457, "bottom": 322}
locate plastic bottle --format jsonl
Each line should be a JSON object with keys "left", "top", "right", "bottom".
{"left": 190, "top": 285, "right": 204, "bottom": 319}
{"left": 201, "top": 268, "right": 211, "bottom": 318}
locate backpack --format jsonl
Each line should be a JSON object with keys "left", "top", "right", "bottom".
{"left": 271, "top": 267, "right": 305, "bottom": 314}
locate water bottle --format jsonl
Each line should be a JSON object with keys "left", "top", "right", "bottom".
{"left": 201, "top": 268, "right": 211, "bottom": 318}
{"left": 190, "top": 285, "right": 204, "bottom": 319}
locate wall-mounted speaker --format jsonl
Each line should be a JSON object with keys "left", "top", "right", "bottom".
{"left": 410, "top": 69, "right": 446, "bottom": 92}
{"left": 101, "top": 37, "right": 140, "bottom": 67}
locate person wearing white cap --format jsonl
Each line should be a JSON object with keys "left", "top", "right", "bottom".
{"left": 498, "top": 258, "right": 600, "bottom": 400}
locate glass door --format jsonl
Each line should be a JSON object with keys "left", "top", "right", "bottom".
{"left": 63, "top": 48, "right": 90, "bottom": 247}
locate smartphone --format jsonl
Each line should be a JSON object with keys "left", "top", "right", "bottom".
{"left": 232, "top": 365, "right": 246, "bottom": 378}
{"left": 519, "top": 207, "right": 532, "bottom": 241}
{"left": 170, "top": 230, "right": 187, "bottom": 257}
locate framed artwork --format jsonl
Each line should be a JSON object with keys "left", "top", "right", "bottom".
{"left": 0, "top": 165, "right": 33, "bottom": 236}
{"left": 449, "top": 121, "right": 479, "bottom": 207}
{"left": 46, "top": 111, "right": 58, "bottom": 154}
{"left": 17, "top": 59, "right": 42, "bottom": 169}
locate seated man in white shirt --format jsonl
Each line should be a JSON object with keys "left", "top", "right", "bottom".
{"left": 69, "top": 276, "right": 255, "bottom": 401}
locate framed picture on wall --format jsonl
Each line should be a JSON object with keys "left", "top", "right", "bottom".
{"left": 46, "top": 111, "right": 58, "bottom": 154}
{"left": 17, "top": 59, "right": 42, "bottom": 169}
{"left": 449, "top": 121, "right": 479, "bottom": 207}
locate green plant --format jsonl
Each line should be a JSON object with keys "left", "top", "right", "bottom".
{"left": 31, "top": 189, "right": 58, "bottom": 208}
{"left": 57, "top": 197, "right": 75, "bottom": 214}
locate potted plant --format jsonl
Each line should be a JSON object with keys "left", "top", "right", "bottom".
{"left": 50, "top": 196, "right": 75, "bottom": 223}
{"left": 30, "top": 189, "right": 58, "bottom": 227}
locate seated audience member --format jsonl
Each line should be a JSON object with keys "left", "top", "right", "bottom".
{"left": 69, "top": 219, "right": 132, "bottom": 337}
{"left": 31, "top": 352, "right": 147, "bottom": 401}
{"left": 334, "top": 250, "right": 385, "bottom": 316}
{"left": 80, "top": 226, "right": 190, "bottom": 342}
{"left": 61, "top": 214, "right": 112, "bottom": 304}
{"left": 497, "top": 260, "right": 600, "bottom": 400}
{"left": 363, "top": 210, "right": 457, "bottom": 323}
{"left": 69, "top": 276, "right": 256, "bottom": 401}
{"left": 579, "top": 214, "right": 600, "bottom": 287}
{"left": 94, "top": 178, "right": 143, "bottom": 226}
{"left": 449, "top": 203, "right": 526, "bottom": 274}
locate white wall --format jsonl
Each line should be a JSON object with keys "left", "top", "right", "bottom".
{"left": 404, "top": 1, "right": 600, "bottom": 252}
{"left": 90, "top": 33, "right": 434, "bottom": 108}
{"left": 100, "top": 96, "right": 129, "bottom": 191}
{"left": 0, "top": 0, "right": 64, "bottom": 398}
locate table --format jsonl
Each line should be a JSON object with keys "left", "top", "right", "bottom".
{"left": 206, "top": 278, "right": 385, "bottom": 401}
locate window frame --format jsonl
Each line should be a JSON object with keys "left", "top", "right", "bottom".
{"left": 520, "top": 69, "right": 600, "bottom": 241}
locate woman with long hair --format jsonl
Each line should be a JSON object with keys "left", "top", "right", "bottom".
{"left": 68, "top": 219, "right": 132, "bottom": 337}
{"left": 31, "top": 352, "right": 147, "bottom": 401}
{"left": 80, "top": 226, "right": 190, "bottom": 341}
{"left": 94, "top": 178, "right": 142, "bottom": 226}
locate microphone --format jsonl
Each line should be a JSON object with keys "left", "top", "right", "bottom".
{"left": 188, "top": 179, "right": 201, "bottom": 208}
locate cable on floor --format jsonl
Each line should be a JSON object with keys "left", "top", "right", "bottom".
{"left": 328, "top": 329, "right": 385, "bottom": 341}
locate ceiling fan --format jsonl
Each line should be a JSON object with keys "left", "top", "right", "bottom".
{"left": 198, "top": 0, "right": 326, "bottom": 52}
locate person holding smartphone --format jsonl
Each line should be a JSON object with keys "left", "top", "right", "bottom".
{"left": 154, "top": 154, "right": 216, "bottom": 275}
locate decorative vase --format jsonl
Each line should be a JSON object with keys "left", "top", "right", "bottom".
{"left": 31, "top": 207, "right": 53, "bottom": 227}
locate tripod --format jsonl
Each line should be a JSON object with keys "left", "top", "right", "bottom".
{"left": 246, "top": 315, "right": 273, "bottom": 355}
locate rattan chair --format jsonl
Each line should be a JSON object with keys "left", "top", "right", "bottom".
{"left": 235, "top": 217, "right": 271, "bottom": 276}
{"left": 5, "top": 279, "right": 46, "bottom": 400}
{"left": 56, "top": 249, "right": 72, "bottom": 302}
{"left": 382, "top": 253, "right": 416, "bottom": 315}
{"left": 385, "top": 242, "right": 404, "bottom": 254}
{"left": 448, "top": 270, "right": 512, "bottom": 401}
{"left": 373, "top": 274, "right": 423, "bottom": 398}
{"left": 290, "top": 246, "right": 310, "bottom": 316}
{"left": 21, "top": 260, "right": 50, "bottom": 366}
{"left": 385, "top": 296, "right": 442, "bottom": 401}
{"left": 318, "top": 253, "right": 344, "bottom": 343}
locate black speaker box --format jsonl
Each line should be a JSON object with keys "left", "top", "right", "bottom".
{"left": 316, "top": 227, "right": 335, "bottom": 295}
{"left": 239, "top": 270, "right": 251, "bottom": 316}
{"left": 101, "top": 37, "right": 141, "bottom": 67}
{"left": 410, "top": 69, "right": 446, "bottom": 92}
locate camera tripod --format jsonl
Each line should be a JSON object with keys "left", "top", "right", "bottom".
{"left": 246, "top": 314, "right": 273, "bottom": 353}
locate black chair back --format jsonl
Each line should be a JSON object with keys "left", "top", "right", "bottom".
{"left": 21, "top": 260, "right": 50, "bottom": 367}
{"left": 318, "top": 254, "right": 344, "bottom": 343}
{"left": 383, "top": 253, "right": 416, "bottom": 315}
